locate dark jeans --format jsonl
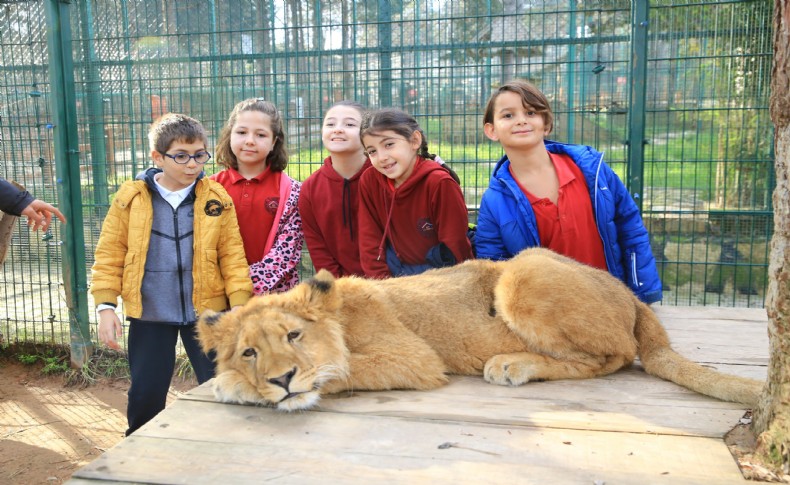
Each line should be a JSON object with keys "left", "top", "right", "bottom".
{"left": 125, "top": 319, "right": 215, "bottom": 436}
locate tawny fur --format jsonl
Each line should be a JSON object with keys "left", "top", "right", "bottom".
{"left": 197, "top": 247, "right": 762, "bottom": 411}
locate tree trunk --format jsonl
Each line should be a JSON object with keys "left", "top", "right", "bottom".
{"left": 752, "top": 0, "right": 790, "bottom": 477}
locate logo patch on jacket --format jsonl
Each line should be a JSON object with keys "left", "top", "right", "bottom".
{"left": 265, "top": 197, "right": 280, "bottom": 215}
{"left": 204, "top": 199, "right": 223, "bottom": 216}
{"left": 416, "top": 218, "right": 436, "bottom": 238}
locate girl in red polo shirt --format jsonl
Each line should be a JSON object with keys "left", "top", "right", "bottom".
{"left": 358, "top": 108, "right": 473, "bottom": 278}
{"left": 211, "top": 98, "right": 303, "bottom": 295}
{"left": 299, "top": 101, "right": 372, "bottom": 278}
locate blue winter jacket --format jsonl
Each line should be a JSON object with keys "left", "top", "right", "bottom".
{"left": 475, "top": 140, "right": 662, "bottom": 304}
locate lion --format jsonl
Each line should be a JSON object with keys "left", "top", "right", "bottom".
{"left": 197, "top": 247, "right": 763, "bottom": 412}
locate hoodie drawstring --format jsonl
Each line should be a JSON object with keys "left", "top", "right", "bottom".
{"left": 342, "top": 178, "right": 354, "bottom": 241}
{"left": 376, "top": 189, "right": 398, "bottom": 261}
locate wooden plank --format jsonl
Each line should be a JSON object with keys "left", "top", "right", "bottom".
{"left": 0, "top": 211, "right": 17, "bottom": 265}
{"left": 72, "top": 400, "right": 748, "bottom": 485}
{"left": 654, "top": 305, "right": 766, "bottom": 323}
{"left": 183, "top": 370, "right": 751, "bottom": 438}
{"left": 0, "top": 180, "right": 23, "bottom": 265}
{"left": 654, "top": 307, "right": 768, "bottom": 369}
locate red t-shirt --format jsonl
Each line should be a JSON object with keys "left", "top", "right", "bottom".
{"left": 211, "top": 167, "right": 280, "bottom": 265}
{"left": 511, "top": 152, "right": 607, "bottom": 270}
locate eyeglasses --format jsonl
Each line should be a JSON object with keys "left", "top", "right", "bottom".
{"left": 161, "top": 151, "right": 212, "bottom": 165}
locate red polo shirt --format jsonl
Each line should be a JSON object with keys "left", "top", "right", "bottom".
{"left": 511, "top": 152, "right": 607, "bottom": 270}
{"left": 211, "top": 167, "right": 279, "bottom": 265}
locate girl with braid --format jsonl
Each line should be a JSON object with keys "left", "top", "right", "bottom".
{"left": 358, "top": 108, "right": 473, "bottom": 278}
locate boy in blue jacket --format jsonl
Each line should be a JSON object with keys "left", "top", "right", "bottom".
{"left": 476, "top": 80, "right": 662, "bottom": 304}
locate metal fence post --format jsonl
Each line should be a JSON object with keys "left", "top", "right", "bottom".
{"left": 78, "top": 0, "right": 109, "bottom": 222}
{"left": 44, "top": 0, "right": 93, "bottom": 367}
{"left": 566, "top": 0, "right": 577, "bottom": 144}
{"left": 627, "top": 0, "right": 649, "bottom": 211}
{"left": 378, "top": 0, "right": 392, "bottom": 106}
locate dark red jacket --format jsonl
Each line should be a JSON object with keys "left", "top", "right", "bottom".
{"left": 358, "top": 157, "right": 473, "bottom": 278}
{"left": 299, "top": 156, "right": 372, "bottom": 277}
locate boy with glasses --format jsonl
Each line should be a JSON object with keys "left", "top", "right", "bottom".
{"left": 91, "top": 113, "right": 252, "bottom": 436}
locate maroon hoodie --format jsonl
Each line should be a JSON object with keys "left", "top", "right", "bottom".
{"left": 299, "top": 156, "right": 373, "bottom": 277}
{"left": 358, "top": 156, "right": 473, "bottom": 278}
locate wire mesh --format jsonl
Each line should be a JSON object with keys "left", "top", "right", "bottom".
{"left": 0, "top": 0, "right": 775, "bottom": 347}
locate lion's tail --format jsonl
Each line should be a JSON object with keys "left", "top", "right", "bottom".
{"left": 634, "top": 302, "right": 762, "bottom": 406}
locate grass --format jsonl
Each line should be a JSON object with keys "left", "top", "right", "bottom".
{"left": 0, "top": 342, "right": 195, "bottom": 387}
{"left": 285, "top": 129, "right": 748, "bottom": 193}
{"left": 14, "top": 346, "right": 70, "bottom": 375}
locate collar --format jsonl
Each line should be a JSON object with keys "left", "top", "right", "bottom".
{"left": 153, "top": 176, "right": 195, "bottom": 209}
{"left": 548, "top": 152, "right": 577, "bottom": 188}
{"left": 225, "top": 166, "right": 272, "bottom": 184}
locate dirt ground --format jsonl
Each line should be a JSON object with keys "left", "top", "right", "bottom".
{"left": 0, "top": 359, "right": 196, "bottom": 485}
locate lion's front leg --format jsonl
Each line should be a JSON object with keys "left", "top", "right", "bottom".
{"left": 211, "top": 370, "right": 271, "bottom": 406}
{"left": 321, "top": 345, "right": 449, "bottom": 394}
{"left": 484, "top": 352, "right": 629, "bottom": 386}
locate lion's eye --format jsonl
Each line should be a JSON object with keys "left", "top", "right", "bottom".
{"left": 287, "top": 330, "right": 301, "bottom": 342}
{"left": 242, "top": 348, "right": 257, "bottom": 358}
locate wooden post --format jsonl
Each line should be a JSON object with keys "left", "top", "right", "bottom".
{"left": 0, "top": 181, "right": 24, "bottom": 265}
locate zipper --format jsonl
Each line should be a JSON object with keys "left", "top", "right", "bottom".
{"left": 174, "top": 207, "right": 187, "bottom": 323}
{"left": 592, "top": 152, "right": 612, "bottom": 269}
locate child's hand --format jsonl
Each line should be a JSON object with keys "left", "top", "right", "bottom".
{"left": 97, "top": 309, "right": 123, "bottom": 350}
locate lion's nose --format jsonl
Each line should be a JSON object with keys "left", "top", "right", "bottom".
{"left": 268, "top": 367, "right": 297, "bottom": 389}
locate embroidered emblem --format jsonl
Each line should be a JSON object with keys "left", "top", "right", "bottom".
{"left": 265, "top": 197, "right": 280, "bottom": 215}
{"left": 204, "top": 199, "right": 223, "bottom": 216}
{"left": 416, "top": 217, "right": 436, "bottom": 238}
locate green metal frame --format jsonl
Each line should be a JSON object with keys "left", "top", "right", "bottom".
{"left": 627, "top": 0, "right": 649, "bottom": 211}
{"left": 44, "top": 0, "right": 92, "bottom": 365}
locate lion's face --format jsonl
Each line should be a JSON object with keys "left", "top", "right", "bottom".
{"left": 197, "top": 272, "right": 349, "bottom": 411}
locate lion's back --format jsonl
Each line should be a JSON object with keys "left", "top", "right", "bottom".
{"left": 345, "top": 260, "right": 526, "bottom": 373}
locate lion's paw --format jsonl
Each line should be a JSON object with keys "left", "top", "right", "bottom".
{"left": 484, "top": 355, "right": 536, "bottom": 386}
{"left": 212, "top": 372, "right": 270, "bottom": 406}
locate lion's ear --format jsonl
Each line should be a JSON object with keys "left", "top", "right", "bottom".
{"left": 196, "top": 309, "right": 225, "bottom": 354}
{"left": 309, "top": 269, "right": 335, "bottom": 292}
{"left": 301, "top": 269, "right": 342, "bottom": 313}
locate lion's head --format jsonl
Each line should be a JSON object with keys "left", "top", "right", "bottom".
{"left": 197, "top": 270, "right": 350, "bottom": 411}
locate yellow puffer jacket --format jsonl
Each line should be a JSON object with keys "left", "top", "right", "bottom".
{"left": 90, "top": 176, "right": 252, "bottom": 319}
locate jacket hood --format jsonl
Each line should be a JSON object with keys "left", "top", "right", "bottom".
{"left": 489, "top": 140, "right": 604, "bottom": 194}
{"left": 389, "top": 157, "right": 446, "bottom": 198}
{"left": 137, "top": 167, "right": 205, "bottom": 192}
{"left": 137, "top": 167, "right": 158, "bottom": 188}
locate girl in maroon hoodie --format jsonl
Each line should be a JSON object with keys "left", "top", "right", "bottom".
{"left": 358, "top": 108, "right": 473, "bottom": 278}
{"left": 299, "top": 101, "right": 372, "bottom": 277}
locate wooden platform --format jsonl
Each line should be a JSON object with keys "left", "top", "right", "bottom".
{"left": 69, "top": 306, "right": 768, "bottom": 485}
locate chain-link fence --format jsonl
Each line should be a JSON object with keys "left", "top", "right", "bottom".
{"left": 0, "top": 0, "right": 774, "bottom": 354}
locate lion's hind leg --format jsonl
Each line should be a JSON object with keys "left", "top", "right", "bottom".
{"left": 484, "top": 352, "right": 631, "bottom": 386}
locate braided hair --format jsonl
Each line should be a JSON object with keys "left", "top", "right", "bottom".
{"left": 360, "top": 108, "right": 462, "bottom": 183}
{"left": 360, "top": 108, "right": 436, "bottom": 161}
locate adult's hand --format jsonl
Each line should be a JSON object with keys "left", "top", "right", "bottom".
{"left": 20, "top": 199, "right": 67, "bottom": 232}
